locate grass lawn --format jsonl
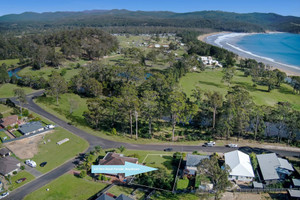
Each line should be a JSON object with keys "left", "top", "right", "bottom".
{"left": 0, "top": 59, "right": 19, "bottom": 66}
{"left": 107, "top": 186, "right": 145, "bottom": 199}
{"left": 24, "top": 174, "right": 108, "bottom": 200}
{"left": 180, "top": 69, "right": 300, "bottom": 110}
{"left": 0, "top": 84, "right": 35, "bottom": 98}
{"left": 30, "top": 127, "right": 88, "bottom": 173}
{"left": 151, "top": 192, "right": 201, "bottom": 200}
{"left": 176, "top": 178, "right": 189, "bottom": 190}
{"left": 0, "top": 130, "right": 9, "bottom": 142}
{"left": 122, "top": 149, "right": 173, "bottom": 163}
{"left": 8, "top": 171, "right": 35, "bottom": 191}
{"left": 142, "top": 154, "right": 174, "bottom": 173}
{"left": 18, "top": 65, "right": 81, "bottom": 82}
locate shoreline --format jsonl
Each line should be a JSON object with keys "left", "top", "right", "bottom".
{"left": 199, "top": 32, "right": 300, "bottom": 76}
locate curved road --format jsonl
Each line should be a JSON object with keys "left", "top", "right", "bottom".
{"left": 3, "top": 91, "right": 300, "bottom": 199}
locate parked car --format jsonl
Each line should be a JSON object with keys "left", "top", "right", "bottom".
{"left": 40, "top": 162, "right": 47, "bottom": 167}
{"left": 16, "top": 178, "right": 26, "bottom": 184}
{"left": 203, "top": 141, "right": 215, "bottom": 147}
{"left": 25, "top": 159, "right": 37, "bottom": 168}
{"left": 227, "top": 143, "right": 238, "bottom": 148}
{"left": 164, "top": 148, "right": 173, "bottom": 152}
{"left": 0, "top": 192, "right": 9, "bottom": 199}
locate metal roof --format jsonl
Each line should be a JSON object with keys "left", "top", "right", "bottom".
{"left": 288, "top": 189, "right": 300, "bottom": 198}
{"left": 292, "top": 179, "right": 300, "bottom": 187}
{"left": 96, "top": 194, "right": 114, "bottom": 200}
{"left": 0, "top": 156, "right": 20, "bottom": 175}
{"left": 186, "top": 154, "right": 209, "bottom": 167}
{"left": 257, "top": 153, "right": 280, "bottom": 181}
{"left": 116, "top": 194, "right": 134, "bottom": 200}
{"left": 225, "top": 150, "right": 254, "bottom": 178}
{"left": 19, "top": 121, "right": 43, "bottom": 134}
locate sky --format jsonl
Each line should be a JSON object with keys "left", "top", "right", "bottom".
{"left": 0, "top": 0, "right": 299, "bottom": 17}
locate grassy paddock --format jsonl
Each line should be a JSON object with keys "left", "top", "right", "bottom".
{"left": 180, "top": 69, "right": 300, "bottom": 110}
{"left": 24, "top": 174, "right": 108, "bottom": 200}
{"left": 0, "top": 84, "right": 35, "bottom": 98}
{"left": 0, "top": 59, "right": 19, "bottom": 66}
{"left": 31, "top": 127, "right": 88, "bottom": 173}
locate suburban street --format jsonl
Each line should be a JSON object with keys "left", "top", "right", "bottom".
{"left": 2, "top": 91, "right": 300, "bottom": 199}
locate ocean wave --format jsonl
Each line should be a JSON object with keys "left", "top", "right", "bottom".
{"left": 226, "top": 42, "right": 300, "bottom": 71}
{"left": 214, "top": 33, "right": 251, "bottom": 47}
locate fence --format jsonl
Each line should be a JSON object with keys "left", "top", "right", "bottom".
{"left": 1, "top": 127, "right": 55, "bottom": 143}
{"left": 232, "top": 187, "right": 300, "bottom": 193}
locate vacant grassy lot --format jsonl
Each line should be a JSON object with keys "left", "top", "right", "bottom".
{"left": 0, "top": 104, "right": 13, "bottom": 117}
{"left": 150, "top": 192, "right": 201, "bottom": 200}
{"left": 180, "top": 69, "right": 300, "bottom": 110}
{"left": 8, "top": 171, "right": 35, "bottom": 191}
{"left": 18, "top": 65, "right": 81, "bottom": 82}
{"left": 31, "top": 127, "right": 88, "bottom": 173}
{"left": 24, "top": 174, "right": 108, "bottom": 200}
{"left": 0, "top": 59, "right": 19, "bottom": 66}
{"left": 0, "top": 84, "right": 35, "bottom": 98}
{"left": 142, "top": 154, "right": 174, "bottom": 173}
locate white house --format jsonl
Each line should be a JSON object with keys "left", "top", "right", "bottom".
{"left": 154, "top": 44, "right": 161, "bottom": 48}
{"left": 225, "top": 150, "right": 255, "bottom": 182}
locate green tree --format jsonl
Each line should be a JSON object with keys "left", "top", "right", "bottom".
{"left": 48, "top": 72, "right": 67, "bottom": 105}
{"left": 79, "top": 170, "right": 87, "bottom": 178}
{"left": 197, "top": 155, "right": 231, "bottom": 200}
{"left": 14, "top": 88, "right": 27, "bottom": 116}
{"left": 249, "top": 152, "right": 258, "bottom": 171}
{"left": 222, "top": 67, "right": 235, "bottom": 85}
{"left": 141, "top": 90, "right": 159, "bottom": 138}
{"left": 94, "top": 146, "right": 102, "bottom": 154}
{"left": 205, "top": 91, "right": 223, "bottom": 129}
{"left": 118, "top": 145, "right": 126, "bottom": 153}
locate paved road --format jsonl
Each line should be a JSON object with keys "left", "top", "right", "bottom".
{"left": 3, "top": 91, "right": 300, "bottom": 199}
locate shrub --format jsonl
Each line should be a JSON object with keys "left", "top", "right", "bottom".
{"left": 60, "top": 68, "right": 67, "bottom": 76}
{"left": 192, "top": 151, "right": 198, "bottom": 155}
{"left": 79, "top": 170, "right": 86, "bottom": 178}
{"left": 111, "top": 128, "right": 117, "bottom": 135}
{"left": 13, "top": 171, "right": 18, "bottom": 175}
{"left": 20, "top": 166, "right": 25, "bottom": 170}
{"left": 22, "top": 109, "right": 29, "bottom": 117}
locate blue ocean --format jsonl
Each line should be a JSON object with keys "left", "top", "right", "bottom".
{"left": 235, "top": 33, "right": 300, "bottom": 68}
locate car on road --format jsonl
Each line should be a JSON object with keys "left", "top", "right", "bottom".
{"left": 164, "top": 148, "right": 173, "bottom": 152}
{"left": 227, "top": 143, "right": 238, "bottom": 148}
{"left": 16, "top": 178, "right": 26, "bottom": 184}
{"left": 40, "top": 162, "right": 47, "bottom": 167}
{"left": 203, "top": 141, "right": 215, "bottom": 147}
{"left": 0, "top": 192, "right": 9, "bottom": 199}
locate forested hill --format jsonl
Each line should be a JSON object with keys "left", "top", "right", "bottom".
{"left": 0, "top": 10, "right": 300, "bottom": 33}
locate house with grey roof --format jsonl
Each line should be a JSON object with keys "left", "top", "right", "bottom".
{"left": 185, "top": 154, "right": 210, "bottom": 175}
{"left": 0, "top": 156, "right": 21, "bottom": 176}
{"left": 257, "top": 153, "right": 294, "bottom": 185}
{"left": 116, "top": 194, "right": 134, "bottom": 200}
{"left": 19, "top": 121, "right": 44, "bottom": 135}
{"left": 292, "top": 179, "right": 300, "bottom": 188}
{"left": 0, "top": 147, "right": 11, "bottom": 158}
{"left": 96, "top": 194, "right": 115, "bottom": 200}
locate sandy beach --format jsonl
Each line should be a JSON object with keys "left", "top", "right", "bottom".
{"left": 199, "top": 32, "right": 300, "bottom": 76}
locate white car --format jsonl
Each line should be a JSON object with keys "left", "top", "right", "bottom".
{"left": 25, "top": 159, "right": 37, "bottom": 168}
{"left": 227, "top": 143, "right": 238, "bottom": 148}
{"left": 203, "top": 141, "right": 216, "bottom": 147}
{"left": 0, "top": 192, "right": 9, "bottom": 199}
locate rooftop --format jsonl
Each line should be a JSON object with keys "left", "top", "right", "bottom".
{"left": 292, "top": 179, "right": 300, "bottom": 187}
{"left": 99, "top": 152, "right": 138, "bottom": 165}
{"left": 116, "top": 194, "right": 134, "bottom": 200}
{"left": 96, "top": 194, "right": 114, "bottom": 200}
{"left": 224, "top": 150, "right": 254, "bottom": 178}
{"left": 0, "top": 156, "right": 20, "bottom": 175}
{"left": 0, "top": 147, "right": 11, "bottom": 156}
{"left": 19, "top": 121, "right": 43, "bottom": 134}
{"left": 257, "top": 153, "right": 294, "bottom": 181}
{"left": 288, "top": 189, "right": 300, "bottom": 198}
{"left": 186, "top": 154, "right": 209, "bottom": 167}
{"left": 0, "top": 115, "right": 18, "bottom": 127}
